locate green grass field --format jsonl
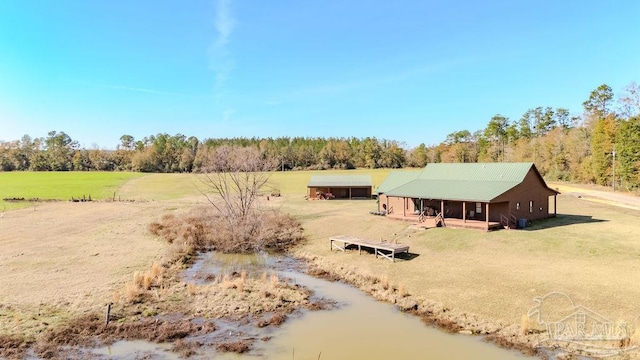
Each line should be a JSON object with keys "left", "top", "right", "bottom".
{"left": 3, "top": 169, "right": 640, "bottom": 351}
{"left": 0, "top": 168, "right": 399, "bottom": 209}
{"left": 0, "top": 171, "right": 145, "bottom": 210}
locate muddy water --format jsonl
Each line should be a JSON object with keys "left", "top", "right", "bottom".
{"left": 92, "top": 340, "right": 178, "bottom": 359}
{"left": 204, "top": 253, "right": 532, "bottom": 360}
{"left": 252, "top": 271, "right": 530, "bottom": 359}
{"left": 89, "top": 253, "right": 532, "bottom": 359}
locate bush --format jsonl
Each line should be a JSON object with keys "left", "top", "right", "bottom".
{"left": 147, "top": 207, "right": 303, "bottom": 254}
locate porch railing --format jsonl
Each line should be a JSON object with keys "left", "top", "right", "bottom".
{"left": 501, "top": 213, "right": 517, "bottom": 229}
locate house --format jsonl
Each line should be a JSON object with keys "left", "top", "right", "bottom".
{"left": 376, "top": 163, "right": 559, "bottom": 230}
{"left": 307, "top": 175, "right": 372, "bottom": 199}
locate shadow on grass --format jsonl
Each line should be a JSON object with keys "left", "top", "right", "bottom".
{"left": 344, "top": 244, "right": 420, "bottom": 261}
{"left": 522, "top": 214, "right": 607, "bottom": 231}
{"left": 394, "top": 252, "right": 420, "bottom": 261}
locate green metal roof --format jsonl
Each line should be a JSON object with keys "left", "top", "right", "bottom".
{"left": 384, "top": 179, "right": 520, "bottom": 202}
{"left": 375, "top": 170, "right": 421, "bottom": 194}
{"left": 416, "top": 162, "right": 533, "bottom": 182}
{"left": 307, "top": 175, "right": 372, "bottom": 188}
{"left": 380, "top": 162, "right": 548, "bottom": 202}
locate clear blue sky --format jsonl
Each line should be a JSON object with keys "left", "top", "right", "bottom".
{"left": 1, "top": 1, "right": 639, "bottom": 149}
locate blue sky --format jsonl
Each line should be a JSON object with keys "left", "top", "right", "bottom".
{"left": 1, "top": 1, "right": 639, "bottom": 149}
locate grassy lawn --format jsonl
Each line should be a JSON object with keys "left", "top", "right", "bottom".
{"left": 283, "top": 190, "right": 640, "bottom": 329}
{"left": 3, "top": 169, "right": 640, "bottom": 340}
{"left": 0, "top": 171, "right": 144, "bottom": 210}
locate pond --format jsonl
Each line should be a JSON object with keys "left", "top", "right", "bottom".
{"left": 92, "top": 253, "right": 533, "bottom": 359}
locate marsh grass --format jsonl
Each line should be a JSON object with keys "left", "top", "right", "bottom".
{"left": 120, "top": 263, "right": 166, "bottom": 303}
{"left": 379, "top": 275, "right": 389, "bottom": 290}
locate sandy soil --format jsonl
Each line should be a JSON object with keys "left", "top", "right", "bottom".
{"left": 0, "top": 200, "right": 170, "bottom": 336}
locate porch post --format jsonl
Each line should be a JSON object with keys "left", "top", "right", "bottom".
{"left": 554, "top": 194, "right": 557, "bottom": 216}
{"left": 485, "top": 203, "right": 490, "bottom": 229}
{"left": 349, "top": 187, "right": 352, "bottom": 199}
{"left": 403, "top": 198, "right": 406, "bottom": 217}
{"left": 441, "top": 200, "right": 445, "bottom": 217}
{"left": 463, "top": 202, "right": 466, "bottom": 223}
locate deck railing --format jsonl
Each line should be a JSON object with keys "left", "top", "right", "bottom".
{"left": 501, "top": 213, "right": 518, "bottom": 229}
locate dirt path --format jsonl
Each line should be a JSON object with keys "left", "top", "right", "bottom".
{"left": 549, "top": 182, "right": 640, "bottom": 210}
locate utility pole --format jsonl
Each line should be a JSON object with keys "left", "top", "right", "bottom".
{"left": 612, "top": 145, "right": 616, "bottom": 192}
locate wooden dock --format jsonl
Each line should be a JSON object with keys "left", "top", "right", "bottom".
{"left": 329, "top": 235, "right": 410, "bottom": 262}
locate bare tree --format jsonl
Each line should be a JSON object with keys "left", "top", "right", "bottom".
{"left": 618, "top": 82, "right": 640, "bottom": 119}
{"left": 198, "top": 145, "right": 276, "bottom": 245}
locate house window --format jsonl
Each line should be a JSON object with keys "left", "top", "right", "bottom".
{"left": 516, "top": 202, "right": 521, "bottom": 211}
{"left": 475, "top": 202, "right": 482, "bottom": 214}
{"left": 529, "top": 200, "right": 534, "bottom": 213}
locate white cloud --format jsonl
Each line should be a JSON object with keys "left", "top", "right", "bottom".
{"left": 209, "top": 0, "right": 236, "bottom": 99}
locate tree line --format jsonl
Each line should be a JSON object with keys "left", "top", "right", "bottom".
{"left": 1, "top": 82, "right": 638, "bottom": 190}
{"left": 0, "top": 133, "right": 407, "bottom": 173}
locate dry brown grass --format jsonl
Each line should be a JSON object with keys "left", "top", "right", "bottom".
{"left": 398, "top": 283, "right": 408, "bottom": 298}
{"left": 32, "top": 315, "right": 217, "bottom": 359}
{"left": 630, "top": 327, "right": 640, "bottom": 346}
{"left": 0, "top": 334, "right": 30, "bottom": 359}
{"left": 119, "top": 262, "right": 167, "bottom": 304}
{"left": 269, "top": 274, "right": 279, "bottom": 289}
{"left": 0, "top": 201, "right": 169, "bottom": 339}
{"left": 257, "top": 312, "right": 288, "bottom": 327}
{"left": 216, "top": 340, "right": 251, "bottom": 353}
{"left": 147, "top": 206, "right": 303, "bottom": 254}
{"left": 519, "top": 314, "right": 533, "bottom": 335}
{"left": 186, "top": 282, "right": 197, "bottom": 296}
{"left": 379, "top": 275, "right": 389, "bottom": 290}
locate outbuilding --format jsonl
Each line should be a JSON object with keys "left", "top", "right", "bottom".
{"left": 308, "top": 175, "right": 372, "bottom": 199}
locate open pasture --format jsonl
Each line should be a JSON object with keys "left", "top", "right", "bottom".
{"left": 0, "top": 171, "right": 144, "bottom": 210}
{"left": 2, "top": 169, "right": 640, "bottom": 356}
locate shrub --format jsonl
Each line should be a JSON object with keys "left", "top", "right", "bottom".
{"left": 147, "top": 207, "right": 303, "bottom": 254}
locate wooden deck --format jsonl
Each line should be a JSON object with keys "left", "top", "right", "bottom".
{"left": 329, "top": 235, "right": 410, "bottom": 262}
{"left": 386, "top": 213, "right": 502, "bottom": 231}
